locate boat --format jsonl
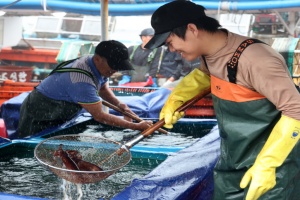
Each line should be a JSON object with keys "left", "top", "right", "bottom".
{"left": 0, "top": 79, "right": 215, "bottom": 138}
{"left": 0, "top": 84, "right": 215, "bottom": 139}
{"left": 0, "top": 1, "right": 299, "bottom": 199}
{"left": 0, "top": 81, "right": 218, "bottom": 199}
{"left": 0, "top": 98, "right": 219, "bottom": 199}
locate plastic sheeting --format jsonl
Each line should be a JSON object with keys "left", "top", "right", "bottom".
{"left": 1, "top": 0, "right": 300, "bottom": 16}
{"left": 112, "top": 125, "right": 220, "bottom": 200}
{"left": 0, "top": 192, "right": 47, "bottom": 200}
{"left": 109, "top": 88, "right": 171, "bottom": 118}
{"left": 0, "top": 137, "right": 10, "bottom": 146}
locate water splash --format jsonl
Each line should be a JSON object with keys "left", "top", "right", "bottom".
{"left": 62, "top": 179, "right": 71, "bottom": 200}
{"left": 76, "top": 184, "right": 83, "bottom": 200}
{"left": 61, "top": 180, "right": 83, "bottom": 200}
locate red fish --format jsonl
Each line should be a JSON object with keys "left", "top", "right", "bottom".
{"left": 53, "top": 144, "right": 79, "bottom": 170}
{"left": 66, "top": 150, "right": 103, "bottom": 171}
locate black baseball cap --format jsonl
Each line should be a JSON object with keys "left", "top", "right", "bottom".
{"left": 139, "top": 28, "right": 155, "bottom": 36}
{"left": 95, "top": 40, "right": 134, "bottom": 71}
{"left": 145, "top": 1, "right": 206, "bottom": 50}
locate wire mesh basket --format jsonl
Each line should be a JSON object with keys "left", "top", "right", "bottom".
{"left": 34, "top": 135, "right": 131, "bottom": 184}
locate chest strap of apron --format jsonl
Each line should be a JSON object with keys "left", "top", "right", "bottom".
{"left": 49, "top": 58, "right": 94, "bottom": 80}
{"left": 227, "top": 38, "right": 265, "bottom": 84}
{"left": 48, "top": 58, "right": 99, "bottom": 87}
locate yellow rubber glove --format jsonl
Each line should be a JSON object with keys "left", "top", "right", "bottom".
{"left": 240, "top": 115, "right": 300, "bottom": 200}
{"left": 159, "top": 69, "right": 210, "bottom": 129}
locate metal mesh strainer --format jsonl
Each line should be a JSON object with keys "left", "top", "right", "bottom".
{"left": 34, "top": 135, "right": 131, "bottom": 184}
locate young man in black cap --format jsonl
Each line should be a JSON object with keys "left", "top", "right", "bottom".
{"left": 118, "top": 28, "right": 162, "bottom": 86}
{"left": 18, "top": 40, "right": 152, "bottom": 138}
{"left": 146, "top": 1, "right": 300, "bottom": 200}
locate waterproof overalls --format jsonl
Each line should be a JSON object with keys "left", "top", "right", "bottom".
{"left": 129, "top": 45, "right": 157, "bottom": 82}
{"left": 211, "top": 39, "right": 300, "bottom": 200}
{"left": 18, "top": 59, "right": 96, "bottom": 138}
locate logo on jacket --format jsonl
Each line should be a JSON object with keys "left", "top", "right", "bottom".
{"left": 292, "top": 130, "right": 299, "bottom": 139}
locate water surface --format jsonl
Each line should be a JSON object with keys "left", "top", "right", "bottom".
{"left": 0, "top": 126, "right": 201, "bottom": 199}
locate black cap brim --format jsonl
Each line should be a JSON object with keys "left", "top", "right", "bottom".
{"left": 144, "top": 32, "right": 170, "bottom": 49}
{"left": 113, "top": 59, "right": 134, "bottom": 71}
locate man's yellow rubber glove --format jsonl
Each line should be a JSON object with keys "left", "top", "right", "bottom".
{"left": 240, "top": 115, "right": 300, "bottom": 200}
{"left": 159, "top": 69, "right": 210, "bottom": 129}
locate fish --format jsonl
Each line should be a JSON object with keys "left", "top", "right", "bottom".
{"left": 66, "top": 150, "right": 103, "bottom": 171}
{"left": 53, "top": 144, "right": 79, "bottom": 170}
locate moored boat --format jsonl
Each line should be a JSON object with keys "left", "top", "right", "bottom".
{"left": 0, "top": 80, "right": 215, "bottom": 140}
{"left": 0, "top": 79, "right": 38, "bottom": 106}
{"left": 0, "top": 83, "right": 218, "bottom": 199}
{"left": 0, "top": 108, "right": 218, "bottom": 199}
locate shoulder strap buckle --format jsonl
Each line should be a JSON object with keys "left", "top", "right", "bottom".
{"left": 227, "top": 39, "right": 266, "bottom": 84}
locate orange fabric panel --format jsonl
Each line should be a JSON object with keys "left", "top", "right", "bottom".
{"left": 193, "top": 97, "right": 214, "bottom": 107}
{"left": 2, "top": 79, "right": 39, "bottom": 87}
{"left": 211, "top": 75, "right": 265, "bottom": 102}
{"left": 0, "top": 48, "right": 59, "bottom": 63}
{"left": 185, "top": 107, "right": 215, "bottom": 117}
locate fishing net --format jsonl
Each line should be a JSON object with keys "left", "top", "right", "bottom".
{"left": 34, "top": 135, "right": 131, "bottom": 184}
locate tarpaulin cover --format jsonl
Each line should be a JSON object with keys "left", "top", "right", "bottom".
{"left": 109, "top": 88, "right": 171, "bottom": 118}
{"left": 0, "top": 137, "right": 10, "bottom": 146}
{"left": 0, "top": 192, "right": 47, "bottom": 200}
{"left": 112, "top": 125, "right": 220, "bottom": 200}
{"left": 0, "top": 88, "right": 171, "bottom": 139}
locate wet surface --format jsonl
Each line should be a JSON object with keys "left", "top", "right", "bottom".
{"left": 0, "top": 126, "right": 203, "bottom": 199}
{"left": 80, "top": 125, "right": 201, "bottom": 147}
{"left": 0, "top": 150, "right": 162, "bottom": 200}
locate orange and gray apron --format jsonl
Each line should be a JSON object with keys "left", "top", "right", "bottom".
{"left": 209, "top": 39, "right": 300, "bottom": 199}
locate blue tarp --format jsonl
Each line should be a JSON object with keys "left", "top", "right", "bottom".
{"left": 1, "top": 0, "right": 300, "bottom": 16}
{"left": 110, "top": 88, "right": 171, "bottom": 118}
{"left": 112, "top": 125, "right": 220, "bottom": 200}
{"left": 0, "top": 88, "right": 171, "bottom": 139}
{"left": 0, "top": 193, "right": 47, "bottom": 200}
{"left": 0, "top": 137, "right": 11, "bottom": 146}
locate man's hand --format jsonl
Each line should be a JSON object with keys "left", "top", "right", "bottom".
{"left": 136, "top": 120, "right": 153, "bottom": 131}
{"left": 160, "top": 102, "right": 185, "bottom": 129}
{"left": 159, "top": 69, "right": 211, "bottom": 129}
{"left": 118, "top": 102, "right": 137, "bottom": 122}
{"left": 240, "top": 164, "right": 276, "bottom": 200}
{"left": 240, "top": 115, "right": 300, "bottom": 200}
